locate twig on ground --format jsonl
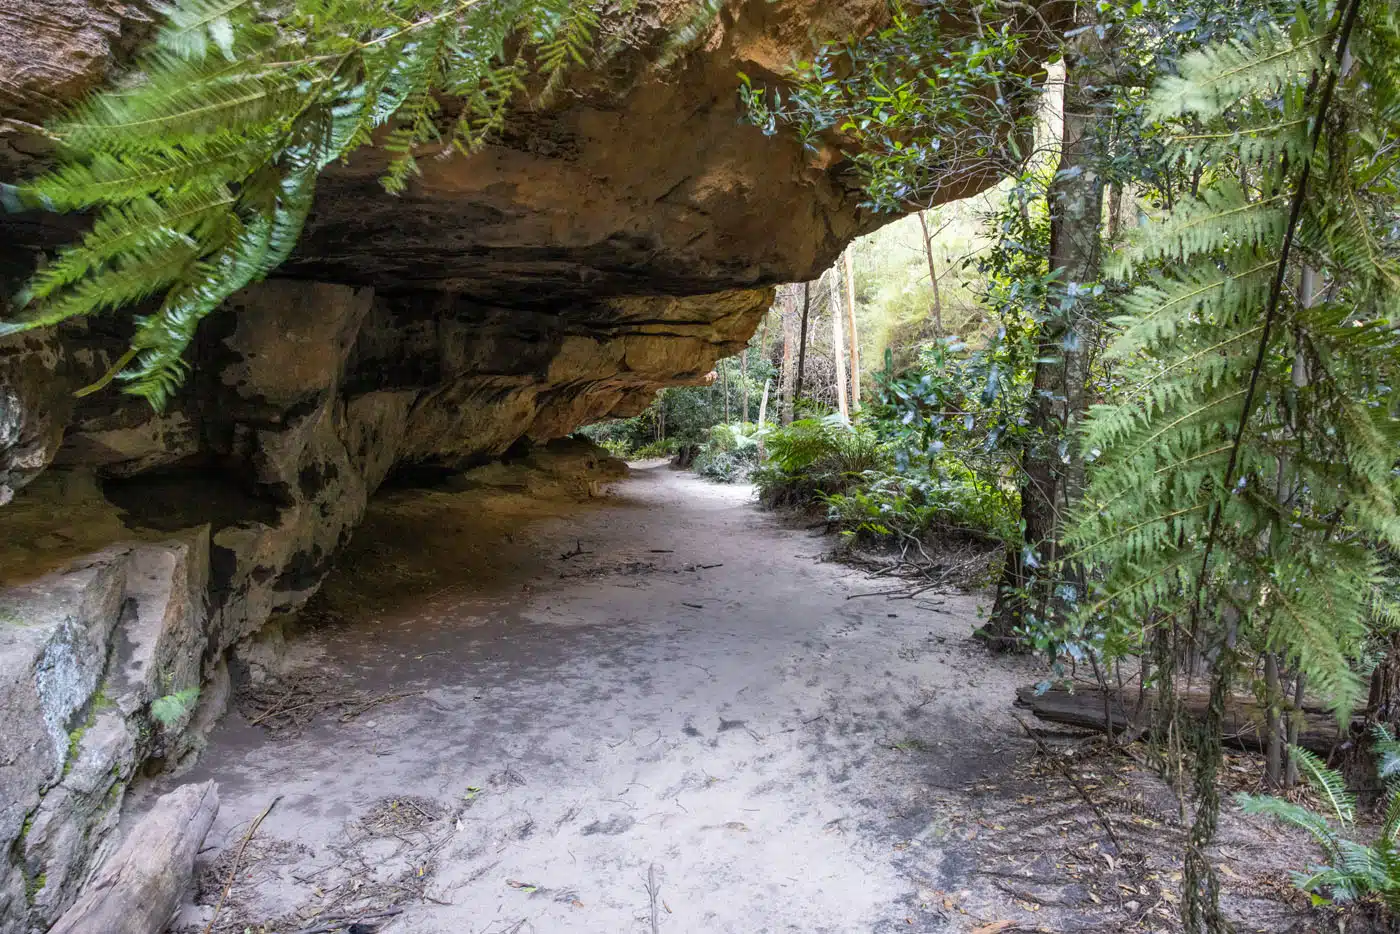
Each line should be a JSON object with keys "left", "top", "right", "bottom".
{"left": 847, "top": 588, "right": 910, "bottom": 600}
{"left": 1013, "top": 716, "right": 1124, "bottom": 856}
{"left": 250, "top": 696, "right": 333, "bottom": 726}
{"left": 646, "top": 863, "right": 662, "bottom": 934}
{"left": 291, "top": 906, "right": 403, "bottom": 934}
{"left": 339, "top": 690, "right": 425, "bottom": 722}
{"left": 204, "top": 795, "right": 282, "bottom": 934}
{"left": 559, "top": 540, "right": 591, "bottom": 560}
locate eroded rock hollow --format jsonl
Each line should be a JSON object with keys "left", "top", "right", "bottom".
{"left": 0, "top": 0, "right": 1053, "bottom": 928}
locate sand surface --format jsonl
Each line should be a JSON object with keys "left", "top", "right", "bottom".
{"left": 165, "top": 465, "right": 1310, "bottom": 934}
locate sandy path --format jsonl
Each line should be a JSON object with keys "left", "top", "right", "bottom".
{"left": 167, "top": 465, "right": 1060, "bottom": 933}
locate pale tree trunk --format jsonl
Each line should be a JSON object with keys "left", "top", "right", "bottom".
{"left": 742, "top": 347, "right": 751, "bottom": 424}
{"left": 917, "top": 211, "right": 944, "bottom": 338}
{"left": 780, "top": 286, "right": 798, "bottom": 425}
{"left": 984, "top": 47, "right": 1106, "bottom": 650}
{"left": 1279, "top": 265, "right": 1319, "bottom": 787}
{"left": 828, "top": 267, "right": 849, "bottom": 419}
{"left": 844, "top": 249, "right": 860, "bottom": 411}
{"left": 1285, "top": 673, "right": 1305, "bottom": 787}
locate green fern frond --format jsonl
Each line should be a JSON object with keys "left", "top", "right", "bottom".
{"left": 12, "top": 187, "right": 237, "bottom": 320}
{"left": 156, "top": 0, "right": 255, "bottom": 60}
{"left": 54, "top": 53, "right": 299, "bottom": 151}
{"left": 24, "top": 132, "right": 274, "bottom": 210}
{"left": 1374, "top": 725, "right": 1400, "bottom": 784}
{"left": 1107, "top": 259, "right": 1276, "bottom": 357}
{"left": 6, "top": 0, "right": 655, "bottom": 406}
{"left": 1292, "top": 746, "right": 1356, "bottom": 824}
{"left": 1150, "top": 21, "right": 1323, "bottom": 122}
{"left": 1119, "top": 183, "right": 1286, "bottom": 269}
{"left": 1237, "top": 791, "right": 1345, "bottom": 862}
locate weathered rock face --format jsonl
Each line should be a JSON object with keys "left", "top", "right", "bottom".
{"left": 0, "top": 0, "right": 1055, "bottom": 928}
{"left": 0, "top": 529, "right": 209, "bottom": 929}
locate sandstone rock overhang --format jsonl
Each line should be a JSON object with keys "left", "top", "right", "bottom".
{"left": 1, "top": 0, "right": 1059, "bottom": 503}
{"left": 2, "top": 0, "right": 1052, "bottom": 299}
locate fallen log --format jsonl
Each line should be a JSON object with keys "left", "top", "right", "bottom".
{"left": 1015, "top": 685, "right": 1352, "bottom": 755}
{"left": 50, "top": 780, "right": 219, "bottom": 934}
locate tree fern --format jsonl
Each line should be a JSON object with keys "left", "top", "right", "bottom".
{"left": 1067, "top": 0, "right": 1400, "bottom": 927}
{"left": 4, "top": 0, "right": 721, "bottom": 407}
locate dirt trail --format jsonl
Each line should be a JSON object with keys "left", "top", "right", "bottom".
{"left": 163, "top": 465, "right": 1306, "bottom": 934}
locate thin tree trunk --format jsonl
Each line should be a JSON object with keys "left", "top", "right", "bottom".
{"left": 1265, "top": 652, "right": 1283, "bottom": 788}
{"left": 829, "top": 267, "right": 849, "bottom": 419}
{"left": 917, "top": 211, "right": 944, "bottom": 338}
{"left": 795, "top": 281, "right": 811, "bottom": 406}
{"left": 984, "top": 47, "right": 1106, "bottom": 650}
{"left": 1285, "top": 673, "right": 1305, "bottom": 787}
{"left": 780, "top": 286, "right": 797, "bottom": 425}
{"left": 742, "top": 345, "right": 751, "bottom": 425}
{"left": 843, "top": 248, "right": 860, "bottom": 411}
{"left": 722, "top": 363, "right": 730, "bottom": 424}
{"left": 758, "top": 378, "right": 771, "bottom": 428}
{"left": 1106, "top": 182, "right": 1124, "bottom": 241}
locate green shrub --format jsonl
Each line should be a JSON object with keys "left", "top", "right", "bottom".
{"left": 595, "top": 438, "right": 634, "bottom": 459}
{"left": 693, "top": 421, "right": 765, "bottom": 483}
{"left": 822, "top": 461, "right": 1017, "bottom": 544}
{"left": 632, "top": 439, "right": 677, "bottom": 459}
{"left": 753, "top": 416, "right": 887, "bottom": 506}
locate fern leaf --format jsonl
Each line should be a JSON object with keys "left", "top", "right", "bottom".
{"left": 1237, "top": 791, "right": 1345, "bottom": 863}
{"left": 1150, "top": 23, "right": 1323, "bottom": 122}
{"left": 1119, "top": 183, "right": 1286, "bottom": 269}
{"left": 1290, "top": 746, "right": 1356, "bottom": 824}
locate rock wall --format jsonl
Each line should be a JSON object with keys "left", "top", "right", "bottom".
{"left": 0, "top": 276, "right": 752, "bottom": 931}
{"left": 0, "top": 0, "right": 1060, "bottom": 928}
{"left": 0, "top": 529, "right": 210, "bottom": 929}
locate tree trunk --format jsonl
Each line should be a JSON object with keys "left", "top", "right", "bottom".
{"left": 1106, "top": 182, "right": 1124, "bottom": 241}
{"left": 780, "top": 286, "right": 797, "bottom": 425}
{"left": 742, "top": 347, "right": 751, "bottom": 424}
{"left": 722, "top": 362, "right": 730, "bottom": 424}
{"left": 917, "top": 211, "right": 944, "bottom": 338}
{"left": 1286, "top": 673, "right": 1305, "bottom": 787}
{"left": 1265, "top": 652, "right": 1283, "bottom": 788}
{"left": 984, "top": 49, "right": 1107, "bottom": 650}
{"left": 829, "top": 267, "right": 849, "bottom": 419}
{"left": 1368, "top": 632, "right": 1400, "bottom": 726}
{"left": 844, "top": 248, "right": 860, "bottom": 411}
{"left": 795, "top": 281, "right": 811, "bottom": 406}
